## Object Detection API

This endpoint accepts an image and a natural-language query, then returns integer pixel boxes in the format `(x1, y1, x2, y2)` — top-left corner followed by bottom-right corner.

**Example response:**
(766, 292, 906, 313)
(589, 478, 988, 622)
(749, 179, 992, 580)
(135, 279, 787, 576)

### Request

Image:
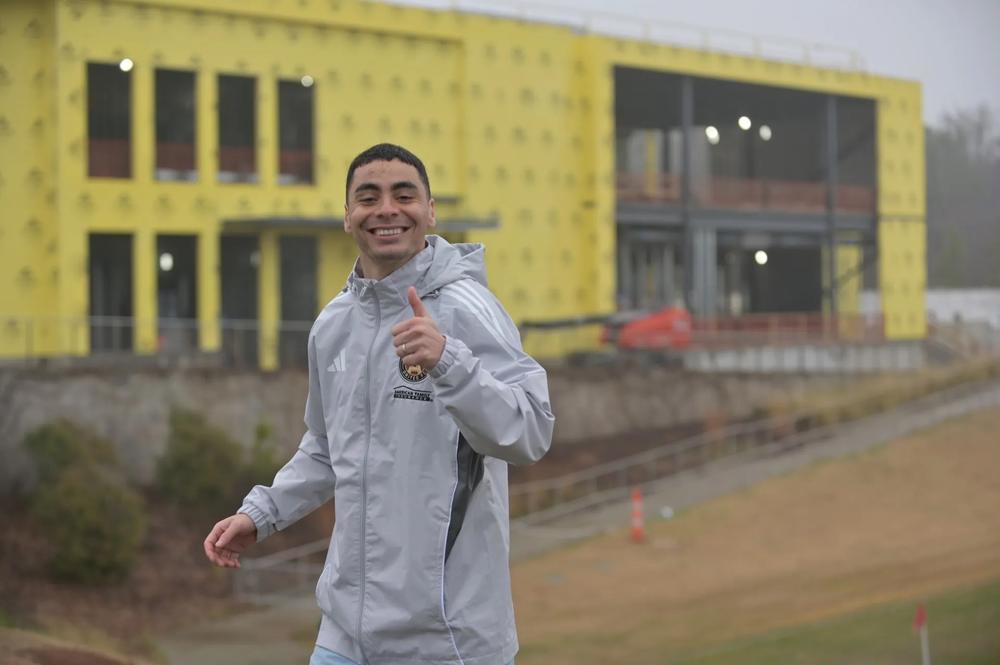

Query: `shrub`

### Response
(22, 420, 118, 484)
(156, 408, 244, 514)
(31, 468, 146, 583)
(236, 420, 283, 491)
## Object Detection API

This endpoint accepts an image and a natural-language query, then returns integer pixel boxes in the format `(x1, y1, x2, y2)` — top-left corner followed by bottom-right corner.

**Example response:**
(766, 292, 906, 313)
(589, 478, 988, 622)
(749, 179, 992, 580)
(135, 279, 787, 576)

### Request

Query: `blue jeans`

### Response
(310, 645, 514, 665)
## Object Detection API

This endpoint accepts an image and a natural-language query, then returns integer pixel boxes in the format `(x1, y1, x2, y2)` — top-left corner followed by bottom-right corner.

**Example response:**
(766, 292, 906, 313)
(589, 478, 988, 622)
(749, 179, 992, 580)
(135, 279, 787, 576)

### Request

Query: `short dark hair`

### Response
(345, 143, 432, 200)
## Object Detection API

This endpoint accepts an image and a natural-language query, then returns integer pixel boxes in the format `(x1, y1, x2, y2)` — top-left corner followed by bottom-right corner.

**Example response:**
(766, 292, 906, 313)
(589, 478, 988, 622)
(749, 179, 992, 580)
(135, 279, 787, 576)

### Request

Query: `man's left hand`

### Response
(392, 286, 446, 372)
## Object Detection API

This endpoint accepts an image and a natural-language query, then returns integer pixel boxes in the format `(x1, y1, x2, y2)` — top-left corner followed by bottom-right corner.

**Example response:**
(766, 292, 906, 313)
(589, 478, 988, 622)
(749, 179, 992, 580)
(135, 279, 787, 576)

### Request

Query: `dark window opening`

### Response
(743, 246, 822, 313)
(155, 69, 197, 181)
(87, 63, 131, 178)
(279, 236, 317, 368)
(614, 66, 876, 215)
(157, 235, 198, 354)
(220, 235, 259, 367)
(616, 227, 683, 311)
(278, 80, 314, 185)
(691, 77, 828, 212)
(614, 68, 684, 204)
(835, 96, 877, 214)
(89, 233, 133, 351)
(218, 75, 257, 183)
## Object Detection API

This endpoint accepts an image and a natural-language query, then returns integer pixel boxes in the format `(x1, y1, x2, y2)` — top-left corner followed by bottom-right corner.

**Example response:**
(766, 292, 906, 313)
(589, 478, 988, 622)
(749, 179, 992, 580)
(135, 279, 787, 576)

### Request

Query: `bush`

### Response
(23, 420, 118, 484)
(236, 420, 283, 491)
(157, 408, 244, 514)
(31, 468, 146, 583)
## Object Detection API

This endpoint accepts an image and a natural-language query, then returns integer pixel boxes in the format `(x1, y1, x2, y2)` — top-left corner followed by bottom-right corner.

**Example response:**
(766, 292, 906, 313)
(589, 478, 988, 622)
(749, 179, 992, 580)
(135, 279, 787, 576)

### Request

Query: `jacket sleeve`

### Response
(239, 332, 336, 542)
(428, 283, 555, 465)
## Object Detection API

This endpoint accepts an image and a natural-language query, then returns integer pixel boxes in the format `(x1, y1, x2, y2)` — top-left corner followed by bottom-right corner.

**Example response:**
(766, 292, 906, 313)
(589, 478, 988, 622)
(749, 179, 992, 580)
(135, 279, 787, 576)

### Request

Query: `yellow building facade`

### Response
(0, 0, 926, 368)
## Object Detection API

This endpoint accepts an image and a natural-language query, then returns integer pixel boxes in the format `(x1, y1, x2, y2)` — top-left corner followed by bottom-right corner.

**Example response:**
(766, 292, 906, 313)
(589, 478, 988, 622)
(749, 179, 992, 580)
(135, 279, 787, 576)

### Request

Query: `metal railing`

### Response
(511, 372, 1000, 524)
(520, 311, 893, 366)
(231, 369, 1000, 604)
(233, 538, 329, 603)
(616, 173, 876, 215)
(0, 315, 314, 370)
(376, 0, 865, 70)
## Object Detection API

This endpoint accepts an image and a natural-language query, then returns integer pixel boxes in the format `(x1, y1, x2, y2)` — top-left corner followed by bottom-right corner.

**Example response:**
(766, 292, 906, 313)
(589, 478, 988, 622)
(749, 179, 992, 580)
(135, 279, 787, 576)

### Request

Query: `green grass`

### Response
(664, 579, 1000, 665)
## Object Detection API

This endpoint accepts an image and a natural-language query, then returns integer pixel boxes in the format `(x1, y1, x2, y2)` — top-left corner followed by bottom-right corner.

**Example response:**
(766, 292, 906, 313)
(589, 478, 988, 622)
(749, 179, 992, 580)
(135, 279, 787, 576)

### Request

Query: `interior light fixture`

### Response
(705, 125, 720, 145)
(738, 116, 752, 131)
(754, 250, 768, 266)
(301, 75, 315, 87)
(159, 252, 174, 272)
(119, 58, 134, 72)
(759, 124, 772, 141)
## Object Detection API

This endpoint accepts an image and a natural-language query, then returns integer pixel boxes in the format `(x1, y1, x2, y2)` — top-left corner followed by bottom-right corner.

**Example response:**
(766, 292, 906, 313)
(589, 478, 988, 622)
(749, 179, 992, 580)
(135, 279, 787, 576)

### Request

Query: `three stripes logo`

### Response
(327, 348, 347, 373)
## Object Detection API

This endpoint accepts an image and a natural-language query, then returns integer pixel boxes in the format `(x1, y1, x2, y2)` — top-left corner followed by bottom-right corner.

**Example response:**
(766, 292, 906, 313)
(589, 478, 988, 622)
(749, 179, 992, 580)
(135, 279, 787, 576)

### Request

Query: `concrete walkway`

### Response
(159, 596, 318, 665)
(158, 380, 1000, 665)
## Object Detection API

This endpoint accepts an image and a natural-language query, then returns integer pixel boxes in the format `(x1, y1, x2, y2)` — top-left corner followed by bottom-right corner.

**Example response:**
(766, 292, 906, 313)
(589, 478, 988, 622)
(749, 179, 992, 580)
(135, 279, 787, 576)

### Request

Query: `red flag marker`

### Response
(913, 603, 927, 630)
(914, 603, 931, 665)
(630, 488, 644, 543)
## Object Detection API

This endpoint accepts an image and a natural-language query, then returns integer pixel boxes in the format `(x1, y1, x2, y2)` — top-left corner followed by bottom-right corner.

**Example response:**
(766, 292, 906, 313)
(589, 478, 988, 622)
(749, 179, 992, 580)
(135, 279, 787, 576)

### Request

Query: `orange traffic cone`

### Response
(631, 487, 645, 543)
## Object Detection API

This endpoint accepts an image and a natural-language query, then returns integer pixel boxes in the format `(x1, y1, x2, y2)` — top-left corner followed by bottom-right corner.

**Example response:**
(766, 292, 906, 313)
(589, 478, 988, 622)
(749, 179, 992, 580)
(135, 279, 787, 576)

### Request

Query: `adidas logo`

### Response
(327, 348, 347, 372)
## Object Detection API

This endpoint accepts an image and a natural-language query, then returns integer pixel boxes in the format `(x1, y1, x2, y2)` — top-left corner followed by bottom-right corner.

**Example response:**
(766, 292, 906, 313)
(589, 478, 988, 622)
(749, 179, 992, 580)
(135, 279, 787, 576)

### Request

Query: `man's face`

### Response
(344, 159, 436, 279)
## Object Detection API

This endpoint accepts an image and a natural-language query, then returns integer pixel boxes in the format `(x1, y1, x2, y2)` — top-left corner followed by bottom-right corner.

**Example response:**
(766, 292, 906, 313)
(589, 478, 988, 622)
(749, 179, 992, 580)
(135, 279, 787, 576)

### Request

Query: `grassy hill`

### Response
(512, 407, 1000, 664)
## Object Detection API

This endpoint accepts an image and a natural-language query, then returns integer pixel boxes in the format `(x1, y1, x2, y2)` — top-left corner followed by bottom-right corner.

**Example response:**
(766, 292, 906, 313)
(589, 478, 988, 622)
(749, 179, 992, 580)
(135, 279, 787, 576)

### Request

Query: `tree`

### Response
(925, 105, 1000, 288)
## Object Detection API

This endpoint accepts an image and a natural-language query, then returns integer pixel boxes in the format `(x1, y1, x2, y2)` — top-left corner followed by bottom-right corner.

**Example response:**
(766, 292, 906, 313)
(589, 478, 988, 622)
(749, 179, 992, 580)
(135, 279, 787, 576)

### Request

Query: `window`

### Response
(691, 77, 827, 212)
(614, 67, 684, 204)
(89, 233, 133, 351)
(155, 69, 196, 181)
(218, 75, 257, 183)
(87, 63, 131, 178)
(278, 79, 315, 185)
(220, 235, 260, 368)
(157, 235, 198, 353)
(279, 235, 317, 368)
(836, 96, 877, 214)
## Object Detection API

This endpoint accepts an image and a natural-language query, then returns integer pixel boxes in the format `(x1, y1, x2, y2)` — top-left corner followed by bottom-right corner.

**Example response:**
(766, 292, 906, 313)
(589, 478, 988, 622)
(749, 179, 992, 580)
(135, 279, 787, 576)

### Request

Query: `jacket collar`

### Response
(346, 241, 436, 306)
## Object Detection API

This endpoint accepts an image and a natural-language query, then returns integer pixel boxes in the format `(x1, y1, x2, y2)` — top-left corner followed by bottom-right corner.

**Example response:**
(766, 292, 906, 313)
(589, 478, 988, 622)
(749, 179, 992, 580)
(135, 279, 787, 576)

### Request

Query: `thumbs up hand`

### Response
(391, 286, 446, 373)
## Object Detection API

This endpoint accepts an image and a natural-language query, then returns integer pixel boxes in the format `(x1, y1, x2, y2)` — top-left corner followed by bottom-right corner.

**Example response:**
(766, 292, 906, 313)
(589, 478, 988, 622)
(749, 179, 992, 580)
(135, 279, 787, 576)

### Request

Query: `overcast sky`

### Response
(392, 0, 1000, 127)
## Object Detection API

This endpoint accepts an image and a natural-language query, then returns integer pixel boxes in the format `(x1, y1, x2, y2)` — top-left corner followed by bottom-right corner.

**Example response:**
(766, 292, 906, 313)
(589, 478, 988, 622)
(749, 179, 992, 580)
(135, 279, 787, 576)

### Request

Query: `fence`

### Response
(613, 176, 876, 215)
(5, 310, 983, 374)
(231, 360, 1000, 604)
(0, 315, 314, 370)
(378, 0, 865, 70)
(520, 311, 900, 368)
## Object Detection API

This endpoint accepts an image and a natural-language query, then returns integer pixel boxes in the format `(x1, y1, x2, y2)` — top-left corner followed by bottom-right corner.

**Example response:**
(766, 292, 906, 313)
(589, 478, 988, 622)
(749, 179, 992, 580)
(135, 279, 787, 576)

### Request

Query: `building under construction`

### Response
(0, 0, 926, 368)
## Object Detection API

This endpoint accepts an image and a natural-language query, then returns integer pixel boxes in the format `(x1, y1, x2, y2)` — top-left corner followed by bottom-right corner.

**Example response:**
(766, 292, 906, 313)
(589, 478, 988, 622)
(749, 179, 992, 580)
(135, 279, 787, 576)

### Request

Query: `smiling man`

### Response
(204, 143, 555, 665)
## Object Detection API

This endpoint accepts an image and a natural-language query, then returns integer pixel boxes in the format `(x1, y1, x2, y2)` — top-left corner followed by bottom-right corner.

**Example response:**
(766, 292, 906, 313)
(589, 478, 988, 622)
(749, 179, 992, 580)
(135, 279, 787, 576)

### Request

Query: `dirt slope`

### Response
(512, 407, 1000, 664)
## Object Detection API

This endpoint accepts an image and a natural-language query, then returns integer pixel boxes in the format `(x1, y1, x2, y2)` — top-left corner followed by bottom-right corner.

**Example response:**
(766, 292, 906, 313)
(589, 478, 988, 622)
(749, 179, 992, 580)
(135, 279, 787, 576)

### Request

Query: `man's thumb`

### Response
(216, 521, 239, 549)
(407, 286, 428, 317)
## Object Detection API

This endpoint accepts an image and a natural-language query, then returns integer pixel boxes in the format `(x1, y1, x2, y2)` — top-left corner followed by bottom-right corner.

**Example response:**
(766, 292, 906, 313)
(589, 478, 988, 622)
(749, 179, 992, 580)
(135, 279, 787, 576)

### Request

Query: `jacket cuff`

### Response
(238, 503, 273, 543)
(429, 334, 462, 380)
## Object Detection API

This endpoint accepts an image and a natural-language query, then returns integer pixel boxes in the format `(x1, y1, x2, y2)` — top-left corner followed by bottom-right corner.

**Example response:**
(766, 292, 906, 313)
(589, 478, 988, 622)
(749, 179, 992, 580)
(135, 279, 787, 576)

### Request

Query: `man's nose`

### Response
(375, 196, 399, 217)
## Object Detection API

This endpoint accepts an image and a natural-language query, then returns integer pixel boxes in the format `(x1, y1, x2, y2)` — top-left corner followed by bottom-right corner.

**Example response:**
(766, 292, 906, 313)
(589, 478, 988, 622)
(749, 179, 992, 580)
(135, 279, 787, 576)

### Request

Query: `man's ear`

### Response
(428, 198, 436, 228)
(343, 204, 351, 233)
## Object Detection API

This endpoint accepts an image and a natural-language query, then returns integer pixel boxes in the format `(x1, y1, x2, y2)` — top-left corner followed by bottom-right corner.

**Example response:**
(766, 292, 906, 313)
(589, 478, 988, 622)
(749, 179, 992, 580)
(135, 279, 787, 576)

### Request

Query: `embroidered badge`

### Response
(398, 358, 428, 383)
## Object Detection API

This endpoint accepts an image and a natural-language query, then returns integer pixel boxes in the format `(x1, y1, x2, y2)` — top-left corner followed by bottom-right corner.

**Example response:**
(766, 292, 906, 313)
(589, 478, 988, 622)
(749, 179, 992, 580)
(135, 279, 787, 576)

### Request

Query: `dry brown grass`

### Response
(0, 627, 156, 665)
(512, 406, 1000, 665)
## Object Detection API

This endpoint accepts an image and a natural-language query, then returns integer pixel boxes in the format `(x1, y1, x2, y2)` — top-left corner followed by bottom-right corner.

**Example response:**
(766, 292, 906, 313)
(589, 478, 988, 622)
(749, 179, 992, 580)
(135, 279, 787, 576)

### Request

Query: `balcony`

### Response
(617, 172, 875, 215)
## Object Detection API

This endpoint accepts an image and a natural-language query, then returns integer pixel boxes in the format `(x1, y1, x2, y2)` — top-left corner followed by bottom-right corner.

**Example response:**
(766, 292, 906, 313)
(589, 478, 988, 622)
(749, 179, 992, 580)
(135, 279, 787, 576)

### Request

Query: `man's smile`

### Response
(371, 227, 407, 237)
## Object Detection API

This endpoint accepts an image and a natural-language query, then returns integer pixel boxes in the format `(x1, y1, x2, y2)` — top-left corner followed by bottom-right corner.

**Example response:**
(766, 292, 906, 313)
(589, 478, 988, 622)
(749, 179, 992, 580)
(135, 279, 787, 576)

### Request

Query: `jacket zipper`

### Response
(357, 287, 380, 662)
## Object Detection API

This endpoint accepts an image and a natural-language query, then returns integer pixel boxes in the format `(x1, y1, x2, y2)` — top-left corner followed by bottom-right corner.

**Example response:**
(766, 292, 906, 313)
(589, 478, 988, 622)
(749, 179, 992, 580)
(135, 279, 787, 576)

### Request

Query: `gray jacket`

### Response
(239, 236, 555, 665)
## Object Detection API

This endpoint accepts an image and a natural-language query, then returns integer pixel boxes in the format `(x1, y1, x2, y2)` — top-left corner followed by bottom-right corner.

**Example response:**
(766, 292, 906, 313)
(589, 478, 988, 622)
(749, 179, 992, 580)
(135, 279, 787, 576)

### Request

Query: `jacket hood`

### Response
(345, 235, 487, 300)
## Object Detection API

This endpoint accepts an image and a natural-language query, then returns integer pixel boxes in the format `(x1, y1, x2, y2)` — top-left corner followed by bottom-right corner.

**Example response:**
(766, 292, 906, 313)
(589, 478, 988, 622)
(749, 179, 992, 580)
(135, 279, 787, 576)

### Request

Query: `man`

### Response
(204, 143, 555, 665)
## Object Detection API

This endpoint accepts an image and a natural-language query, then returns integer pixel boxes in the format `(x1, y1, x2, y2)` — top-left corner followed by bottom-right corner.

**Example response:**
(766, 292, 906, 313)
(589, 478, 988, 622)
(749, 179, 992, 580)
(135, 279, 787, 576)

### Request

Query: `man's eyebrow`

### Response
(351, 182, 380, 196)
(391, 181, 419, 191)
